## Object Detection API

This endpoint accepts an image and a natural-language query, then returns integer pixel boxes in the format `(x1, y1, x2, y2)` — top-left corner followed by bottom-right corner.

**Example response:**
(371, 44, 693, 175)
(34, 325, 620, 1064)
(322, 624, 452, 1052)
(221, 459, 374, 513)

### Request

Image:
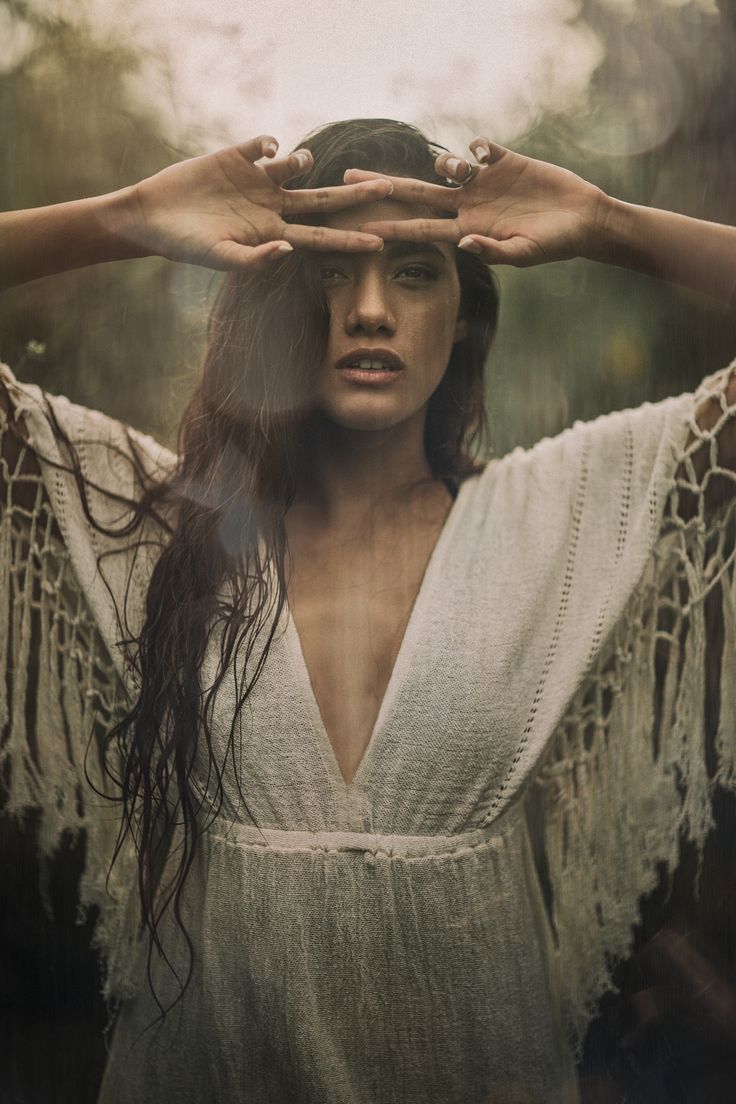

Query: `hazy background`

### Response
(2, 1, 736, 1101)
(3, 0, 736, 456)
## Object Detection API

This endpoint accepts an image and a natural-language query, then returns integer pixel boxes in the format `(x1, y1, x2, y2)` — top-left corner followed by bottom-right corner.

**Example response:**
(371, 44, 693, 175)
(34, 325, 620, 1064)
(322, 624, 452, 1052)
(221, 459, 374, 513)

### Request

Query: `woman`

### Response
(1, 117, 735, 1102)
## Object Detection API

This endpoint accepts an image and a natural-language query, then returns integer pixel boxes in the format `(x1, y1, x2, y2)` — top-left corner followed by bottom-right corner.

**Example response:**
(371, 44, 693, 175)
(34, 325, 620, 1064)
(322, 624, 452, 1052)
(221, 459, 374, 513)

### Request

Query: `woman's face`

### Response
(314, 199, 466, 433)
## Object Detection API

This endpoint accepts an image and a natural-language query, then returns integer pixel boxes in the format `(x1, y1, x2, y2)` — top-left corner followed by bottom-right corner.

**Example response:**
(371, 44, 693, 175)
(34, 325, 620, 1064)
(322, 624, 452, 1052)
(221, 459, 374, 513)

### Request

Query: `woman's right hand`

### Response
(124, 135, 389, 270)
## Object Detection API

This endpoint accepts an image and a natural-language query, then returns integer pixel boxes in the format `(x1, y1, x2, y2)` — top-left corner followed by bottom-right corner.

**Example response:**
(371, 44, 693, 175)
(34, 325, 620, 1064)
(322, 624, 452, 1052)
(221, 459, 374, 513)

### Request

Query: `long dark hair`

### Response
(97, 117, 501, 1020)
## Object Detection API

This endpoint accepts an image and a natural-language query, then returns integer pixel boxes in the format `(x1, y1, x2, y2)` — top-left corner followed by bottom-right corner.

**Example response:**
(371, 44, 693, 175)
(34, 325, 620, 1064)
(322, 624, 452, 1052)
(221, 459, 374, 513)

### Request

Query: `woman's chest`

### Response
(285, 523, 442, 786)
(204, 469, 614, 834)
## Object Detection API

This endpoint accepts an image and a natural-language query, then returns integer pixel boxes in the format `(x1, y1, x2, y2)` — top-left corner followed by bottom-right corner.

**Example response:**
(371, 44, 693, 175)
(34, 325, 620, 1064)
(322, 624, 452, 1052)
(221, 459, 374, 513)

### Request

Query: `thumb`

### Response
(458, 234, 542, 267)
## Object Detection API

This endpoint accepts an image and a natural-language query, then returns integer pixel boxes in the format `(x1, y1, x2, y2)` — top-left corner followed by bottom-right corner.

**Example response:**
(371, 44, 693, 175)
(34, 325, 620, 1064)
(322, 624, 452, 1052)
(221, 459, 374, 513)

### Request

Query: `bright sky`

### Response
(130, 0, 607, 153)
(13, 0, 721, 156)
(14, 0, 601, 152)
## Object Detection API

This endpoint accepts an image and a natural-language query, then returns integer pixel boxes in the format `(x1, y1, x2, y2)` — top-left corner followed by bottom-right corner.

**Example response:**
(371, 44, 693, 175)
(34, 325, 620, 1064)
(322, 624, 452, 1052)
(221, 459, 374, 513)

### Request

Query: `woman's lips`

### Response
(334, 348, 405, 384)
(335, 364, 403, 385)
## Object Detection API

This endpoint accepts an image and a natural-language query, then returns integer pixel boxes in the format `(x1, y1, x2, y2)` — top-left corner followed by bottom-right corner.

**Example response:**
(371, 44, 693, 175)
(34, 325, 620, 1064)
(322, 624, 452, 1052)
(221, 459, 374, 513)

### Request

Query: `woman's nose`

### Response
(345, 274, 395, 335)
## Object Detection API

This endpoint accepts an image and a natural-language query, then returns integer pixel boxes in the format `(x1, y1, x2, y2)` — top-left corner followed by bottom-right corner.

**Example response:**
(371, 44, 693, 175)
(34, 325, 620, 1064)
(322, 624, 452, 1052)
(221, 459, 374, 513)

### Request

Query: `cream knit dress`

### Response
(2, 359, 736, 1103)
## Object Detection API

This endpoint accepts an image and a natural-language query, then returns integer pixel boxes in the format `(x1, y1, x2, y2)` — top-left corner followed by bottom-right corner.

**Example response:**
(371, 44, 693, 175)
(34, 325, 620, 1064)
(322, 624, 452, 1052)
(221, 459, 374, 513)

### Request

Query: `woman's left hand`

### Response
(344, 139, 610, 267)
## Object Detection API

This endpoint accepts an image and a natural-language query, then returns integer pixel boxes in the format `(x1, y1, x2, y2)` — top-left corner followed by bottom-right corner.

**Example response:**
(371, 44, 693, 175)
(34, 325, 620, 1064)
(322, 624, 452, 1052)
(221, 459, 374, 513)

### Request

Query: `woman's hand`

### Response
(124, 135, 389, 270)
(344, 138, 609, 267)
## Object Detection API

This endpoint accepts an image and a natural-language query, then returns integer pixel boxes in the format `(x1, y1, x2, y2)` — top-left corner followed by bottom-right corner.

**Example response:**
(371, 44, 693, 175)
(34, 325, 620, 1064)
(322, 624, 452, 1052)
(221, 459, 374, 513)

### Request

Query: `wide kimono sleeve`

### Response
(526, 357, 736, 1058)
(0, 361, 176, 1002)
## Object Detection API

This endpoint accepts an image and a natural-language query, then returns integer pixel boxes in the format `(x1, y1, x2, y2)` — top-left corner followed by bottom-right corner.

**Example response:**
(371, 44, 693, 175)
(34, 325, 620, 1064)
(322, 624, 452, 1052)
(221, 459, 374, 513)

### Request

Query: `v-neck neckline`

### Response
(283, 477, 472, 792)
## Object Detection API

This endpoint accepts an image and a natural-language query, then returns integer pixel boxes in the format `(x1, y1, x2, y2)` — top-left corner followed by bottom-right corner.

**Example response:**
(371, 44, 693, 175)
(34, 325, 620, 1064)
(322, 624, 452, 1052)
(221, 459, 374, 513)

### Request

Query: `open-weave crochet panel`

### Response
(532, 361, 736, 1056)
(0, 381, 148, 1004)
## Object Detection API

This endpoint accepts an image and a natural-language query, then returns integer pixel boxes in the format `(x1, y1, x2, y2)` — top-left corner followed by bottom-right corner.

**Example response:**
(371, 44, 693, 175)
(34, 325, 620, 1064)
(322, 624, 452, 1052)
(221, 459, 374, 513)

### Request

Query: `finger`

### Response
(261, 148, 314, 186)
(357, 217, 459, 243)
(208, 239, 294, 271)
(234, 135, 280, 163)
(284, 178, 394, 214)
(343, 169, 457, 211)
(458, 234, 538, 266)
(468, 137, 508, 165)
(435, 153, 476, 185)
(284, 225, 384, 252)
(342, 168, 386, 183)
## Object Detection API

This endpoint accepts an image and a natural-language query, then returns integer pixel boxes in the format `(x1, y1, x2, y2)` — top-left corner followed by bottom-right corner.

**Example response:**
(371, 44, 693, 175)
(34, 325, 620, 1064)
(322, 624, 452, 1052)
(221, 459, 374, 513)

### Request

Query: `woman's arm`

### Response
(0, 135, 389, 292)
(584, 199, 736, 308)
(347, 139, 736, 308)
(0, 189, 147, 292)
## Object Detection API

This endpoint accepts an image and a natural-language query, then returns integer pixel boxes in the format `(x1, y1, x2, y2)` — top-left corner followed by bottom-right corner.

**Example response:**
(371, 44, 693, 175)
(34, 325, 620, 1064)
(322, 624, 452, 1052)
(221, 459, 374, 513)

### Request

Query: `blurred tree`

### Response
(0, 0, 214, 445)
(485, 0, 736, 457)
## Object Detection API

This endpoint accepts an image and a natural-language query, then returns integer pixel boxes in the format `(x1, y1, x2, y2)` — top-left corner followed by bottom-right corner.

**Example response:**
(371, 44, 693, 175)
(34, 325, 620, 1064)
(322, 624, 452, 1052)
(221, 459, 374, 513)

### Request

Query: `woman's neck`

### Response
(293, 409, 435, 530)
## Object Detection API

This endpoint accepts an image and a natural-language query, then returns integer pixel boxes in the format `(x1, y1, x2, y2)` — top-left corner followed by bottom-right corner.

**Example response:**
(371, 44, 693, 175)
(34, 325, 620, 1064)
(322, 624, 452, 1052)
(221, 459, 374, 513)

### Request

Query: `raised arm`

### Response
(0, 135, 389, 292)
(347, 138, 736, 308)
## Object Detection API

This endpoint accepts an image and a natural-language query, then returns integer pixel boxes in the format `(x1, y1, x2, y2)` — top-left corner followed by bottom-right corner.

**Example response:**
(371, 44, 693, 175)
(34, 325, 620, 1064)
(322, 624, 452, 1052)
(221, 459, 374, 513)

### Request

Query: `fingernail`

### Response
(275, 242, 293, 254)
(458, 236, 482, 254)
(447, 158, 462, 175)
(378, 179, 393, 195)
(471, 145, 490, 164)
(264, 140, 278, 156)
(293, 150, 311, 171)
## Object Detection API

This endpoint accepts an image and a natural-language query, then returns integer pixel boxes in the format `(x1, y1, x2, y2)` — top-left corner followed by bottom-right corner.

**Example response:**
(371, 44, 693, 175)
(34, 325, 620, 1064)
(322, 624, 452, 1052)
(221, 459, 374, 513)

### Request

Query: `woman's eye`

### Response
(396, 265, 438, 281)
(319, 267, 346, 282)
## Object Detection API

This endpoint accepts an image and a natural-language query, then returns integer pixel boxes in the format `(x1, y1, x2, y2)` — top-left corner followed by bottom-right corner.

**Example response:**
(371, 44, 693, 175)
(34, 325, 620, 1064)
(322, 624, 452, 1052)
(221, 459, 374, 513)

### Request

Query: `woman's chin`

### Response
(318, 397, 416, 435)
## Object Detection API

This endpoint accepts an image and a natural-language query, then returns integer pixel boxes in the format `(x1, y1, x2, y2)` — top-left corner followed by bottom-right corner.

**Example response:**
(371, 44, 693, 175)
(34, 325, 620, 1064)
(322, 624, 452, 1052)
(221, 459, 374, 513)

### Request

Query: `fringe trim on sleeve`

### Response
(533, 361, 736, 1060)
(1, 412, 144, 1005)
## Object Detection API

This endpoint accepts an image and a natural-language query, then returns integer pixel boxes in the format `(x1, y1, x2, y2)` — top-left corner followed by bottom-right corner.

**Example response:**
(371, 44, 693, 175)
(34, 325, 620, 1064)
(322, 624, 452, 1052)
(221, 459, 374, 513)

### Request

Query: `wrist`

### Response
(581, 192, 633, 265)
(89, 187, 153, 263)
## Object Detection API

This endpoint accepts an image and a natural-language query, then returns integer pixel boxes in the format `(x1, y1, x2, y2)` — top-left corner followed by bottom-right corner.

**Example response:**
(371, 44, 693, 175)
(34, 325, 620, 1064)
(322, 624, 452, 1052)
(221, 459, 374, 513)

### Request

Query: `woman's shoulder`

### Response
(467, 387, 696, 496)
(1, 362, 176, 464)
(456, 386, 700, 564)
(0, 361, 177, 509)
(1, 362, 179, 670)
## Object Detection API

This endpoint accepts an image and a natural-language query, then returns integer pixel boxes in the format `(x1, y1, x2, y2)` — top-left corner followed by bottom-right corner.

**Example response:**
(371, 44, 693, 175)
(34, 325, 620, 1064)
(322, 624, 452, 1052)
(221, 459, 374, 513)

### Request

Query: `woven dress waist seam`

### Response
(207, 802, 524, 860)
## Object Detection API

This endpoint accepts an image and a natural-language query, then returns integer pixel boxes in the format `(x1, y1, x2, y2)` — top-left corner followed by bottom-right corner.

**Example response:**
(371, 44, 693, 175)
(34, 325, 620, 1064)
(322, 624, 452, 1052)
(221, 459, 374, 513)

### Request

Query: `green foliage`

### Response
(485, 0, 736, 454)
(0, 0, 215, 444)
